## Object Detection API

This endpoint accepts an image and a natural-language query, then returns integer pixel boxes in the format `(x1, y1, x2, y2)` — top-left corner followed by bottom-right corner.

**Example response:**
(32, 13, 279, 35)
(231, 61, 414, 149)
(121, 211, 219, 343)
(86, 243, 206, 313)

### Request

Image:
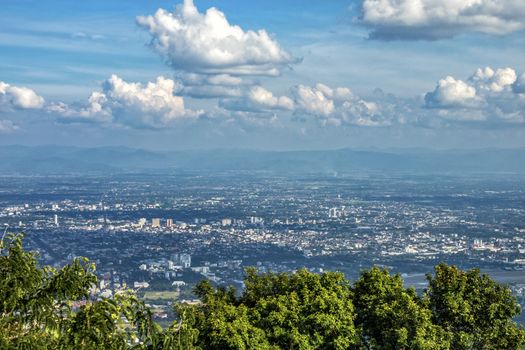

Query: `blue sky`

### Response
(1, 0, 525, 150)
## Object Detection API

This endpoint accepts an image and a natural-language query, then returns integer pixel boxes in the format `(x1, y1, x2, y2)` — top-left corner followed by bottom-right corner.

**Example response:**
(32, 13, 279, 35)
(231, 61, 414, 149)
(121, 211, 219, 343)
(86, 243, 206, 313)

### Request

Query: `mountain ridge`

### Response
(0, 145, 524, 174)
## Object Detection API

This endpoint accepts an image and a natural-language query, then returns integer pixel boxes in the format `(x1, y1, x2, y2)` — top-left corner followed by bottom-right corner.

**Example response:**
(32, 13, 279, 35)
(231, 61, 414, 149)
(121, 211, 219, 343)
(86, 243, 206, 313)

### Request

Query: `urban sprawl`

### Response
(2, 172, 525, 322)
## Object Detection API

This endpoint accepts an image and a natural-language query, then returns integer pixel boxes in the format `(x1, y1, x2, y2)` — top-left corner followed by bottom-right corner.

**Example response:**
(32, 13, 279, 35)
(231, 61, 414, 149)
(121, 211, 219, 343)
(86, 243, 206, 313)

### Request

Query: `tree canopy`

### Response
(0, 234, 161, 349)
(1, 233, 524, 349)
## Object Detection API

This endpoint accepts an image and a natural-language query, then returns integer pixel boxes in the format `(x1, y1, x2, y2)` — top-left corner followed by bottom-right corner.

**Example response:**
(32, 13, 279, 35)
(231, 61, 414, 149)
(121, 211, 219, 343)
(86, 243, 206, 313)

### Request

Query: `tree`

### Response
(243, 268, 358, 350)
(353, 267, 450, 350)
(170, 268, 359, 350)
(425, 263, 525, 350)
(0, 233, 160, 349)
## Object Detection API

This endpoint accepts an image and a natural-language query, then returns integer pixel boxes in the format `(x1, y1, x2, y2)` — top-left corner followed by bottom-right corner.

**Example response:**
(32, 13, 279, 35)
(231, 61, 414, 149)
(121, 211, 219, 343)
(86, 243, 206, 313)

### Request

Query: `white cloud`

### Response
(248, 86, 294, 110)
(103, 74, 198, 127)
(0, 119, 19, 133)
(469, 67, 517, 92)
(218, 83, 393, 127)
(424, 67, 525, 124)
(361, 0, 525, 40)
(220, 86, 294, 113)
(425, 76, 479, 108)
(291, 83, 393, 127)
(51, 75, 201, 128)
(0, 81, 45, 110)
(339, 100, 389, 127)
(137, 0, 298, 76)
(48, 92, 113, 124)
(292, 84, 335, 117)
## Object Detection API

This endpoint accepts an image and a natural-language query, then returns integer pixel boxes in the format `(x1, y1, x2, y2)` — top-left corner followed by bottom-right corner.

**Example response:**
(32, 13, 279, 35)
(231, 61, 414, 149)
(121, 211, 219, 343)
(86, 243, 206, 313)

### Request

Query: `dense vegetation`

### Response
(1, 233, 524, 349)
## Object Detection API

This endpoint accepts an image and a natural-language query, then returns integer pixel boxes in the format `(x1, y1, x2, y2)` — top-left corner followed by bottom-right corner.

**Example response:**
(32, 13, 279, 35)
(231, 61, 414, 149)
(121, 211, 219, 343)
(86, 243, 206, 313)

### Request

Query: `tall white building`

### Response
(250, 216, 263, 224)
(179, 253, 191, 268)
(171, 253, 192, 268)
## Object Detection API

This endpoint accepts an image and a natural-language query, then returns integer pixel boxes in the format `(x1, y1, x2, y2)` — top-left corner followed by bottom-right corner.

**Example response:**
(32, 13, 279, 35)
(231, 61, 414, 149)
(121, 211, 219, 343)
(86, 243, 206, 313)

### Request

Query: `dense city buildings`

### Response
(2, 171, 525, 322)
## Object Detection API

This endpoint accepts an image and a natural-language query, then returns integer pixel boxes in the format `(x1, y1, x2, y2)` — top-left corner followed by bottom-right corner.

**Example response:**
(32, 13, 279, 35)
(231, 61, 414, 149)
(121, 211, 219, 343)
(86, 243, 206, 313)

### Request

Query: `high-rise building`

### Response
(221, 218, 232, 226)
(151, 218, 161, 228)
(54, 214, 59, 227)
(250, 216, 263, 224)
(166, 219, 174, 228)
(180, 254, 191, 268)
(473, 239, 483, 248)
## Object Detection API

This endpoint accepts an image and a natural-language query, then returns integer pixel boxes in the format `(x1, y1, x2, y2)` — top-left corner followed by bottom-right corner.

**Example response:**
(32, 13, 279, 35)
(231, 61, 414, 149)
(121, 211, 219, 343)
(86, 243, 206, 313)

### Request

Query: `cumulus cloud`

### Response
(469, 67, 517, 92)
(290, 70, 525, 128)
(216, 83, 394, 127)
(0, 82, 45, 110)
(291, 83, 394, 127)
(248, 86, 294, 110)
(338, 100, 387, 127)
(292, 84, 336, 117)
(137, 0, 298, 76)
(48, 92, 113, 124)
(424, 67, 525, 123)
(360, 0, 525, 40)
(220, 86, 294, 113)
(50, 75, 201, 128)
(424, 76, 479, 108)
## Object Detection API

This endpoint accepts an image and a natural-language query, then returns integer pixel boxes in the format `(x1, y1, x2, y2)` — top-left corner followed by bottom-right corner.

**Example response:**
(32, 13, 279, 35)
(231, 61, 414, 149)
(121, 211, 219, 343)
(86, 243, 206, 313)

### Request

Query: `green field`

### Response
(142, 291, 179, 301)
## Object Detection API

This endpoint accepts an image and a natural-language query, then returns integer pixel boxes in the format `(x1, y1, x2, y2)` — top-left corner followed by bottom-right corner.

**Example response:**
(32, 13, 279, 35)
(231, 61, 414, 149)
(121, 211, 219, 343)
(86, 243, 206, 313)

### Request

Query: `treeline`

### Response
(1, 234, 524, 349)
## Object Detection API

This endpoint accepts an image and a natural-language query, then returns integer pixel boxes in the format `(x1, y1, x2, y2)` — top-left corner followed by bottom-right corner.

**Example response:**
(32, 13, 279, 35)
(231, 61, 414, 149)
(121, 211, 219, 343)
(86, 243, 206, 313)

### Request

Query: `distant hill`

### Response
(0, 145, 524, 174)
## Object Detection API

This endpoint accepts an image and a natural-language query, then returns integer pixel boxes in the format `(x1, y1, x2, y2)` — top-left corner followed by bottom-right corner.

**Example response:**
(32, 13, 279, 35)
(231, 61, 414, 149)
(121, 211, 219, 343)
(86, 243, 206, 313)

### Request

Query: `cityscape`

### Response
(2, 0, 525, 346)
(2, 171, 525, 323)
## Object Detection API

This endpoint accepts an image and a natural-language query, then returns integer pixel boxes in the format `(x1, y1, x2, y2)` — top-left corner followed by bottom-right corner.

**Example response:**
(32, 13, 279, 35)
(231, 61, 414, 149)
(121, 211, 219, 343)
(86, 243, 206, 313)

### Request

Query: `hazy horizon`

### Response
(3, 143, 525, 153)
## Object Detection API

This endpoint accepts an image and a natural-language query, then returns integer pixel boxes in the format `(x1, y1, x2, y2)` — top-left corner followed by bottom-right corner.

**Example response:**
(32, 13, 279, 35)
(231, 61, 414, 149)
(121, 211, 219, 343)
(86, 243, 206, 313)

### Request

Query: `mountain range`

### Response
(1, 145, 524, 175)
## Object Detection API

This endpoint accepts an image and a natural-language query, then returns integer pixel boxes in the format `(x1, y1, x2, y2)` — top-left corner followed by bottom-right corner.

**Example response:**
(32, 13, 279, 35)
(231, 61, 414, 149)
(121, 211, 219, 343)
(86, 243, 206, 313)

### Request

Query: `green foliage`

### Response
(168, 266, 525, 350)
(0, 233, 160, 349)
(242, 268, 358, 350)
(170, 268, 358, 350)
(425, 263, 525, 349)
(1, 233, 525, 350)
(353, 267, 450, 350)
